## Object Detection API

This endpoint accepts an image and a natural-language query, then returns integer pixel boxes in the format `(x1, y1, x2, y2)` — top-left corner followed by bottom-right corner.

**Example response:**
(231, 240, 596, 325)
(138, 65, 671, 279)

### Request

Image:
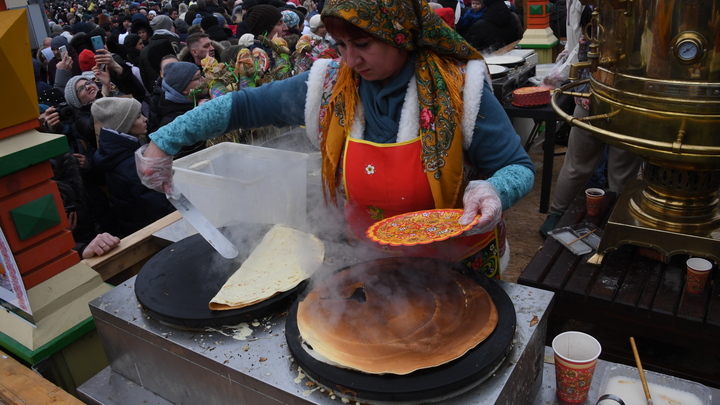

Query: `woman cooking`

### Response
(136, 0, 534, 279)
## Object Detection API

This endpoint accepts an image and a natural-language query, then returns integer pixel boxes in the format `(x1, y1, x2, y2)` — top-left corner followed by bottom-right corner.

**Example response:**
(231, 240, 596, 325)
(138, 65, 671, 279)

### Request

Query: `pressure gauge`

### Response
(672, 33, 706, 64)
(677, 41, 699, 61)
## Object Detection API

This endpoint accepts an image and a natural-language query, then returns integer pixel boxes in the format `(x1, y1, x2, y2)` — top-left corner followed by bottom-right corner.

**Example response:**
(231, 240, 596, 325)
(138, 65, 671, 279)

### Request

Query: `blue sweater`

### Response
(149, 66, 535, 210)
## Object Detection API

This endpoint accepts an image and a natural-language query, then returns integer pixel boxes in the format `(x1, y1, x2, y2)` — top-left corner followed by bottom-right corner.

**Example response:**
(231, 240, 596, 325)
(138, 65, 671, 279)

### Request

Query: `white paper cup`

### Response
(686, 257, 713, 294)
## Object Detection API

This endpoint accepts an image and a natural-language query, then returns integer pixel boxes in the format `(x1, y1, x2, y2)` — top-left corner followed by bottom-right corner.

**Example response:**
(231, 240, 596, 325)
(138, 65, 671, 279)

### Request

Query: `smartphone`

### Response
(59, 45, 67, 60)
(91, 35, 104, 53)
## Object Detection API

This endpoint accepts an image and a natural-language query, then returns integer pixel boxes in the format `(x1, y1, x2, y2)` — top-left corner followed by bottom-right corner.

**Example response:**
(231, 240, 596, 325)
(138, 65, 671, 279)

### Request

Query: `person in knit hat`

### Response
(48, 36, 82, 85)
(281, 9, 299, 31)
(153, 61, 207, 157)
(244, 4, 285, 37)
(64, 75, 100, 109)
(162, 61, 205, 102)
(149, 14, 174, 31)
(78, 49, 97, 72)
(92, 97, 143, 134)
(91, 97, 175, 237)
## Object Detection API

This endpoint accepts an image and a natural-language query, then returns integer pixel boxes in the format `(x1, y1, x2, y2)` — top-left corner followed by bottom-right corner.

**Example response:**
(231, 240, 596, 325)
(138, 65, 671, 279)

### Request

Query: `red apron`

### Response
(342, 137, 503, 277)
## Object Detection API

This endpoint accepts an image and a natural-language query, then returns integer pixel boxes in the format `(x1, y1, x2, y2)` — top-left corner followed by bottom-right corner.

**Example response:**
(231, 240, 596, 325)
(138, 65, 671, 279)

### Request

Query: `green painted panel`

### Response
(0, 132, 68, 178)
(10, 194, 61, 240)
(529, 4, 544, 15)
(0, 317, 96, 364)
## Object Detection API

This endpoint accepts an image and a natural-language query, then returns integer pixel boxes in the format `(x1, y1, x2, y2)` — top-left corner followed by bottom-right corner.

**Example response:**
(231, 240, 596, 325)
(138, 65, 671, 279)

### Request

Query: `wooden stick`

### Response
(567, 229, 597, 245)
(630, 337, 654, 405)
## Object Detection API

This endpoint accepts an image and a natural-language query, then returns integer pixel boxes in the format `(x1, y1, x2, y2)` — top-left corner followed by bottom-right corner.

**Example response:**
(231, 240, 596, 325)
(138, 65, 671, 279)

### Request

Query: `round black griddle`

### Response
(285, 257, 516, 402)
(135, 223, 307, 329)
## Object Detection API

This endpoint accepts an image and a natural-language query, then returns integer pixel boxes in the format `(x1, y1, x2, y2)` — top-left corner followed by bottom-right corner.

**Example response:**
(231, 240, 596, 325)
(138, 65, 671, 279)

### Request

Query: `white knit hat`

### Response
(309, 14, 323, 33)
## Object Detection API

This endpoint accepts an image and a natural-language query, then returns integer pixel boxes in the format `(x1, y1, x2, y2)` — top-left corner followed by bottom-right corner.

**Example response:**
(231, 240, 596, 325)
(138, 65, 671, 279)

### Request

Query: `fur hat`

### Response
(244, 5, 281, 36)
(64, 76, 87, 109)
(309, 14, 322, 33)
(78, 49, 96, 72)
(131, 18, 152, 34)
(150, 14, 173, 30)
(281, 9, 299, 28)
(163, 61, 199, 93)
(91, 97, 142, 134)
(200, 15, 218, 30)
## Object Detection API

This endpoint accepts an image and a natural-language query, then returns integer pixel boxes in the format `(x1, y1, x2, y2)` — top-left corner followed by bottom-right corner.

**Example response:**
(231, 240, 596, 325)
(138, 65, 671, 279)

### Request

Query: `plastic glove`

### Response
(458, 180, 503, 235)
(135, 143, 175, 195)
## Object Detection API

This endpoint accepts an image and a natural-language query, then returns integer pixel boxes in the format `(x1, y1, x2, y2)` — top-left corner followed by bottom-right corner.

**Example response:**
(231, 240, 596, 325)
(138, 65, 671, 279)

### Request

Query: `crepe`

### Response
(209, 225, 324, 311)
(296, 259, 498, 375)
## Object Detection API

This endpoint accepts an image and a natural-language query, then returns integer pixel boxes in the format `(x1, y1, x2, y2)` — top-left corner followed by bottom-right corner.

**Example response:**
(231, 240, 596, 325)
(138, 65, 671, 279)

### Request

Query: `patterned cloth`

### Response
(319, 0, 484, 208)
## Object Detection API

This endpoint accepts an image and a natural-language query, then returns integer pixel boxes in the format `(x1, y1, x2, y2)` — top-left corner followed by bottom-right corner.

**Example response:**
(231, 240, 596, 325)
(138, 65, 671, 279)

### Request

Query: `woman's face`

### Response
(334, 34, 409, 85)
(75, 78, 98, 105)
(135, 41, 145, 50)
(267, 18, 288, 39)
(128, 113, 147, 136)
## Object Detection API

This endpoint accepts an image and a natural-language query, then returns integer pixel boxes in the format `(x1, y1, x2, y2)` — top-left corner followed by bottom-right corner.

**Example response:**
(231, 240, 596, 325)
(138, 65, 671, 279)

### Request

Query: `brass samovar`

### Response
(551, 0, 720, 264)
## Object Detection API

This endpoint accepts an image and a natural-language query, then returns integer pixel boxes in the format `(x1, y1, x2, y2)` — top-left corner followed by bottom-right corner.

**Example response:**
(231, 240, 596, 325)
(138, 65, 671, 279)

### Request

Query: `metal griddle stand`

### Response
(78, 263, 555, 405)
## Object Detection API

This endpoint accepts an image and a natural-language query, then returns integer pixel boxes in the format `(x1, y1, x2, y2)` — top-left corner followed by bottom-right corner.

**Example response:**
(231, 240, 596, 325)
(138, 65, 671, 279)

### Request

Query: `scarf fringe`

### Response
(320, 62, 359, 205)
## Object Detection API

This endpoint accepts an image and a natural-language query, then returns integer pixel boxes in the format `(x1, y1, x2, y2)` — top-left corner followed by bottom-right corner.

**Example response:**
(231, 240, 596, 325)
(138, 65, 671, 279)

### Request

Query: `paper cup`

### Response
(552, 331, 602, 403)
(686, 257, 713, 294)
(585, 188, 605, 216)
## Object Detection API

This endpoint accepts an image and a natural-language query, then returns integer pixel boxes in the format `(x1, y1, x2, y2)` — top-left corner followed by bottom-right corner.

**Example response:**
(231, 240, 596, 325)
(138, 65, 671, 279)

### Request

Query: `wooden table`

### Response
(518, 191, 720, 388)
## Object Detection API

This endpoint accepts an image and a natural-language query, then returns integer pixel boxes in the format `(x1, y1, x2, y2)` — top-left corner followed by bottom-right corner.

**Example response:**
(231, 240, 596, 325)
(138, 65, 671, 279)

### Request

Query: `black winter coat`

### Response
(93, 128, 175, 237)
(203, 24, 230, 42)
(464, 1, 523, 54)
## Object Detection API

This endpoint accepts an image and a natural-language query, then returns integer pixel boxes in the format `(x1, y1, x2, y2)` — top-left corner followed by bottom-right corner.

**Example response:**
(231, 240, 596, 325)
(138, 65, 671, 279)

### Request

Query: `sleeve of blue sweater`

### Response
(149, 72, 310, 155)
(467, 83, 536, 210)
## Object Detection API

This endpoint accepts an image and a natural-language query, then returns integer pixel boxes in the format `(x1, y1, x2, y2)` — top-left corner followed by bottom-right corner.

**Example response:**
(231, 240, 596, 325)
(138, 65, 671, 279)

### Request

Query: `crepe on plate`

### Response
(297, 260, 498, 374)
(209, 225, 324, 310)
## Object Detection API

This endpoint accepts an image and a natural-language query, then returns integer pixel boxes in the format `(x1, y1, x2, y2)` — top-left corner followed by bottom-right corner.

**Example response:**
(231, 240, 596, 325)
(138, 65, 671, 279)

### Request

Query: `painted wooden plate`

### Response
(366, 209, 479, 247)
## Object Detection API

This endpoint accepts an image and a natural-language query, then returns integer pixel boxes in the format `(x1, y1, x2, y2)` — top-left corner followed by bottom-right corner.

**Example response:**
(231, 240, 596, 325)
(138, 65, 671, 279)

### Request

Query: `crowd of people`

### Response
(33, 0, 527, 273)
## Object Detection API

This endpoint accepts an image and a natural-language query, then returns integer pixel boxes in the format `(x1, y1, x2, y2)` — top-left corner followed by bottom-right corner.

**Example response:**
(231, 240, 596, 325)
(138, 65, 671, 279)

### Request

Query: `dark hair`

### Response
(125, 33, 142, 47)
(323, 16, 373, 40)
(186, 32, 210, 49)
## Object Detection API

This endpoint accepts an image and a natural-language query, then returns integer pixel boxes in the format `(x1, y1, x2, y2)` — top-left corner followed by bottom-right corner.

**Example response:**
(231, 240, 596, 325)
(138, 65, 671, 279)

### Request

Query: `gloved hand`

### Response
(135, 143, 175, 195)
(458, 180, 503, 234)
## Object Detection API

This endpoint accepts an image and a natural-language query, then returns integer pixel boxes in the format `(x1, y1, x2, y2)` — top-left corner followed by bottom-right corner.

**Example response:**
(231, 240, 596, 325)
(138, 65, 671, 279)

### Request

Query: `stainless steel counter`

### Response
(79, 275, 555, 405)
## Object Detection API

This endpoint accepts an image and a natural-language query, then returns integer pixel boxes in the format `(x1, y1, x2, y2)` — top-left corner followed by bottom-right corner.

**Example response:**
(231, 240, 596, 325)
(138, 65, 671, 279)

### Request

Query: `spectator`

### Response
(124, 33, 144, 66)
(138, 15, 182, 91)
(456, 0, 485, 35)
(464, 0, 523, 54)
(154, 61, 208, 157)
(51, 152, 121, 259)
(244, 4, 286, 38)
(232, 0, 258, 38)
(201, 14, 229, 41)
(178, 33, 222, 67)
(91, 97, 176, 237)
(48, 36, 82, 85)
(130, 18, 153, 45)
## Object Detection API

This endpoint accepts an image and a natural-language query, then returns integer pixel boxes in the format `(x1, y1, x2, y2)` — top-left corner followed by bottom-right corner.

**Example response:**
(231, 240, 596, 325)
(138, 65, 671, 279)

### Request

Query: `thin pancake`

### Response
(209, 225, 325, 311)
(297, 262, 498, 374)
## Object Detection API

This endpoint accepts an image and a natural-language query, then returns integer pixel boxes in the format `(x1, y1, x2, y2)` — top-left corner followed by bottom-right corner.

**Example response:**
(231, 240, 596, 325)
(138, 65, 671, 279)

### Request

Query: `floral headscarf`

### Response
(320, 0, 483, 208)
